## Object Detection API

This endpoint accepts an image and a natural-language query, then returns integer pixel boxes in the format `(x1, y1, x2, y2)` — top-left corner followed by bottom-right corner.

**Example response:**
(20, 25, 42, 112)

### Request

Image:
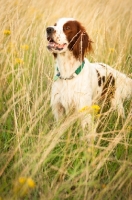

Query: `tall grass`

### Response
(0, 0, 132, 199)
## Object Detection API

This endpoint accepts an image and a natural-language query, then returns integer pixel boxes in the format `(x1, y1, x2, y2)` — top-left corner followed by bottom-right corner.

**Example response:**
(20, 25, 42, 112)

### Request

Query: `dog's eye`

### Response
(54, 23, 57, 26)
(64, 26, 71, 31)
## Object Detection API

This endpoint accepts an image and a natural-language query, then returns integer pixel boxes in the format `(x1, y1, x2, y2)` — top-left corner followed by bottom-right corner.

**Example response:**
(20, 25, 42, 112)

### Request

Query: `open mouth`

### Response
(47, 37, 66, 51)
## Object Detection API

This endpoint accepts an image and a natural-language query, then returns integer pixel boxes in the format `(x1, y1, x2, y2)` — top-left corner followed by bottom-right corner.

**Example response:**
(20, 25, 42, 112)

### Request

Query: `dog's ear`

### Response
(68, 21, 93, 61)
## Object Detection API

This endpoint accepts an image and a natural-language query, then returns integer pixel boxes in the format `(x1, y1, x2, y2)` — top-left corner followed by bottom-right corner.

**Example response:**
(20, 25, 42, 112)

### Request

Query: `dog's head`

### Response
(46, 18, 92, 60)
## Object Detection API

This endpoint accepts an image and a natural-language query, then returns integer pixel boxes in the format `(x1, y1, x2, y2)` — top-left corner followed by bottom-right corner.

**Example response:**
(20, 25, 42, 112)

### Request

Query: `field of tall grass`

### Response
(0, 0, 132, 199)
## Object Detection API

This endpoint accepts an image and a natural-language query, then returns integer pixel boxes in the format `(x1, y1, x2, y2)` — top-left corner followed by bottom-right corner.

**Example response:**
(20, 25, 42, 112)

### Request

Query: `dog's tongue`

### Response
(47, 42, 65, 50)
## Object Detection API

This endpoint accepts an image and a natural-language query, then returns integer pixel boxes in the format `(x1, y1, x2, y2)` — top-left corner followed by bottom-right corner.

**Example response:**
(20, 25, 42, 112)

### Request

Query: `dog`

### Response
(46, 17, 132, 128)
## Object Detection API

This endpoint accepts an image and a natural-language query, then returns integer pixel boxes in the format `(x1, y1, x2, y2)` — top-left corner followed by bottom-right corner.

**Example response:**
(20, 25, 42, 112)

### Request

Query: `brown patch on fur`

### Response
(53, 53, 57, 58)
(96, 70, 102, 86)
(102, 76, 105, 83)
(99, 63, 106, 68)
(63, 20, 93, 61)
(101, 73, 115, 99)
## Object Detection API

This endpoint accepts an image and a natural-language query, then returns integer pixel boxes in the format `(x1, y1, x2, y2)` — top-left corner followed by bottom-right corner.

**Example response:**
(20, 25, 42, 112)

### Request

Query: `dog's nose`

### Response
(46, 27, 55, 34)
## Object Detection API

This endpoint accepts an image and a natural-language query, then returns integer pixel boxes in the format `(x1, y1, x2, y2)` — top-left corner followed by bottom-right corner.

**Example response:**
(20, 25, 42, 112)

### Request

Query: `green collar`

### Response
(54, 61, 85, 81)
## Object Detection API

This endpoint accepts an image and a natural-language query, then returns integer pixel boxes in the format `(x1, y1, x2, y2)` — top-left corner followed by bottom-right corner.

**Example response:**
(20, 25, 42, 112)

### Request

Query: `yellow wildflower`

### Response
(19, 177, 26, 184)
(27, 178, 35, 188)
(21, 44, 29, 50)
(109, 48, 115, 53)
(79, 106, 89, 112)
(3, 30, 11, 35)
(91, 104, 100, 113)
(79, 105, 100, 114)
(15, 58, 24, 64)
(13, 176, 35, 197)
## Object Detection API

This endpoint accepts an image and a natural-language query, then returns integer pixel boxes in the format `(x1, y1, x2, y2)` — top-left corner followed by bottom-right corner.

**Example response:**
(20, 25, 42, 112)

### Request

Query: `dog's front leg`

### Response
(52, 101, 65, 121)
(51, 82, 65, 121)
(78, 97, 96, 143)
(51, 93, 65, 121)
(78, 95, 93, 130)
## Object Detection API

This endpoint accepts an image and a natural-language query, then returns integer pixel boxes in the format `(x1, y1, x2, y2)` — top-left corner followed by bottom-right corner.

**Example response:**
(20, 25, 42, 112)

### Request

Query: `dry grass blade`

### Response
(0, 0, 132, 199)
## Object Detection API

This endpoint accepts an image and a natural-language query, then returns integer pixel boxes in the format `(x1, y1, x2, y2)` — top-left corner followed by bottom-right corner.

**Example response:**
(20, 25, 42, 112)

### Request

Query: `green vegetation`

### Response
(0, 0, 132, 199)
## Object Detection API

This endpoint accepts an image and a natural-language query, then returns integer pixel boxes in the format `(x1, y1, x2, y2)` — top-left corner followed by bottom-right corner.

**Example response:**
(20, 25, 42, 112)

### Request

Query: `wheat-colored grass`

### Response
(0, 0, 132, 199)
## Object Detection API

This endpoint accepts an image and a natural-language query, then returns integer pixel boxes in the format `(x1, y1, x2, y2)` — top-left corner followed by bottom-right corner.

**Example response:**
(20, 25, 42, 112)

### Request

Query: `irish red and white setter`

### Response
(46, 18, 132, 128)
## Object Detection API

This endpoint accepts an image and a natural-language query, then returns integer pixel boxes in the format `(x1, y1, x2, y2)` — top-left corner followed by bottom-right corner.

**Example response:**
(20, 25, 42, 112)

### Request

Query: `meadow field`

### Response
(0, 0, 132, 199)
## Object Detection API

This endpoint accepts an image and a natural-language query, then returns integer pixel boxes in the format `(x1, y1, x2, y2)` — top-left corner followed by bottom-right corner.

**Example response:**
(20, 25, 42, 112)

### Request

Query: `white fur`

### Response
(47, 18, 132, 127)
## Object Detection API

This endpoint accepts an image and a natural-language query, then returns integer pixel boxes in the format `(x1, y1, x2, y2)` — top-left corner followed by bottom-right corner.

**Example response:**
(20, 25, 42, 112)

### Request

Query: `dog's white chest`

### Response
(59, 80, 76, 110)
